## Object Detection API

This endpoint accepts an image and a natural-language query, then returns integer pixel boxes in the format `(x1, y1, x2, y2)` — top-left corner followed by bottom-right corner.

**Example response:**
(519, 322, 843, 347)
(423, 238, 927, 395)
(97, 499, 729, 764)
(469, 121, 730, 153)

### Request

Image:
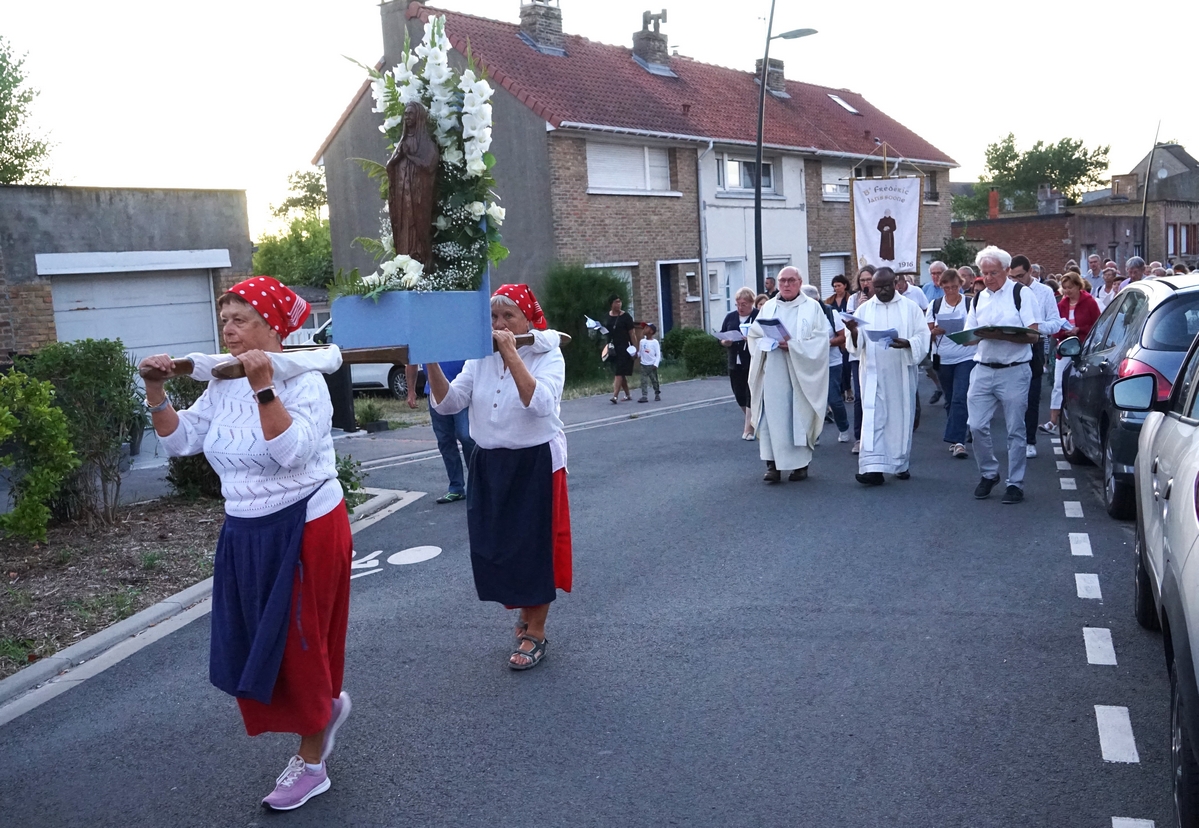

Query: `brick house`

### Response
(0, 186, 252, 360)
(951, 144, 1199, 274)
(317, 1, 956, 332)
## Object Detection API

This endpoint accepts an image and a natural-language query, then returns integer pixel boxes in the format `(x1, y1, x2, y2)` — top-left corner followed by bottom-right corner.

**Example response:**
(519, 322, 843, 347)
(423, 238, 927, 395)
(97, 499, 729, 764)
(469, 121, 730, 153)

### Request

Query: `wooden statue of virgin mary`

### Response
(386, 102, 440, 268)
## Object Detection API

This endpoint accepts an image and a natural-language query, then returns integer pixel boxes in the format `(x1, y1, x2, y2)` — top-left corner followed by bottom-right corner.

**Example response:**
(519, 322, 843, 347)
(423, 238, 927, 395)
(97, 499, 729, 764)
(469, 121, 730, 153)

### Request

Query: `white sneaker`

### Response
(1026, 444, 1038, 458)
(838, 430, 851, 443)
(851, 440, 861, 454)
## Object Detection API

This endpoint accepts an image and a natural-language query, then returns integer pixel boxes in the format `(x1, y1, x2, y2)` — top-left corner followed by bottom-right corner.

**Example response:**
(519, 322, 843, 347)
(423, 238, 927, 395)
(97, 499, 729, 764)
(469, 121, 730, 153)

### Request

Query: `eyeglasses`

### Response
(776, 278, 800, 285)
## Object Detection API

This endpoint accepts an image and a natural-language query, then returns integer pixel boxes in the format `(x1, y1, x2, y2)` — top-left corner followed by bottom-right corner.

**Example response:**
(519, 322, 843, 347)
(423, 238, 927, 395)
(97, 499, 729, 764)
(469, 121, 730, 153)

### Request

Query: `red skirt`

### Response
(551, 468, 572, 594)
(237, 503, 352, 737)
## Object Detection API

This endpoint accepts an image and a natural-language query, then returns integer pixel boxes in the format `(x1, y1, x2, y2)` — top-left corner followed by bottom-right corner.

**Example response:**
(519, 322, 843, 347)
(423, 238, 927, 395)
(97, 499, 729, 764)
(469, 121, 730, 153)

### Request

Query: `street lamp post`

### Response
(754, 2, 816, 293)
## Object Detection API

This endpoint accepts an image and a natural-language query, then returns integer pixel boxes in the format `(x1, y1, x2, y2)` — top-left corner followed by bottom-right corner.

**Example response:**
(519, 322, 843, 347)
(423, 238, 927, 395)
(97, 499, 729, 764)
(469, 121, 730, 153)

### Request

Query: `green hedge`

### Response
(164, 376, 222, 500)
(539, 262, 631, 381)
(682, 334, 727, 377)
(662, 326, 708, 360)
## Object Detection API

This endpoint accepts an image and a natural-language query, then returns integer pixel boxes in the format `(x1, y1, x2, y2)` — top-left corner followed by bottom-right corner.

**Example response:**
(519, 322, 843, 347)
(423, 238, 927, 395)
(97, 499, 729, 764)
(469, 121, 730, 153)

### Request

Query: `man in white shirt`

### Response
(1094, 266, 1120, 312)
(1119, 256, 1146, 290)
(896, 274, 929, 310)
(1009, 254, 1068, 458)
(963, 246, 1040, 504)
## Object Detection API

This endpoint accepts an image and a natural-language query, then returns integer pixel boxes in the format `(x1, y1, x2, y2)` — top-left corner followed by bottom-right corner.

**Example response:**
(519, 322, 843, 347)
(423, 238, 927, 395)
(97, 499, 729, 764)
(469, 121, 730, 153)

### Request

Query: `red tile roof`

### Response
(403, 2, 955, 167)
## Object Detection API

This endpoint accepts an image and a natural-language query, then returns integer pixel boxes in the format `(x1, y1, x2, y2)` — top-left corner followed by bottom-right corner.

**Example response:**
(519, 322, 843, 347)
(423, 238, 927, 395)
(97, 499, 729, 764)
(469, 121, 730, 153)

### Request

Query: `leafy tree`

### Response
(954, 134, 1110, 220)
(253, 213, 334, 288)
(934, 234, 979, 269)
(0, 36, 51, 184)
(272, 169, 327, 217)
(540, 262, 631, 381)
(254, 169, 333, 287)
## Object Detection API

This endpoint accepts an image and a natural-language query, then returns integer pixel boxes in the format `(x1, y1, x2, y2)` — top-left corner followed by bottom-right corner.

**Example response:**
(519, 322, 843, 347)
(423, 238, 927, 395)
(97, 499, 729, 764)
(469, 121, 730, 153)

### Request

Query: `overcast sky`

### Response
(6, 0, 1196, 238)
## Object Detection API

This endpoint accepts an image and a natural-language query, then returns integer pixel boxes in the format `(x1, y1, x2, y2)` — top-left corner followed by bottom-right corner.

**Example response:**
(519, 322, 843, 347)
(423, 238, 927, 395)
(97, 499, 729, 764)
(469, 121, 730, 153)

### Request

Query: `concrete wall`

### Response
(321, 2, 558, 290)
(547, 133, 702, 331)
(0, 186, 251, 353)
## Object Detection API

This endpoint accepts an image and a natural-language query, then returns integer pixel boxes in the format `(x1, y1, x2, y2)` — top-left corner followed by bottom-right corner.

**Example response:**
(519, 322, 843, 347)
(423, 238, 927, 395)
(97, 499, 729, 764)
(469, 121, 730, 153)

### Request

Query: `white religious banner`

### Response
(851, 176, 922, 275)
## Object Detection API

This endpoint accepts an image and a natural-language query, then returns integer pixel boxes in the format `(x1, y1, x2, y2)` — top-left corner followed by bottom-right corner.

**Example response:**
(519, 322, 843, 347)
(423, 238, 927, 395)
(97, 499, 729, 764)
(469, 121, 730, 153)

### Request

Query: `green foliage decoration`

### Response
(539, 263, 631, 381)
(20, 339, 140, 525)
(0, 372, 79, 542)
(681, 334, 727, 378)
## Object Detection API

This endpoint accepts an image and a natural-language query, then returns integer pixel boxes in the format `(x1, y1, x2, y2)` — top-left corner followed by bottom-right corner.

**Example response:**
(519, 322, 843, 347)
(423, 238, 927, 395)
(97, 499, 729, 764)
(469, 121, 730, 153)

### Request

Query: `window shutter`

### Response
(587, 143, 648, 190)
(819, 256, 847, 287)
(821, 162, 851, 200)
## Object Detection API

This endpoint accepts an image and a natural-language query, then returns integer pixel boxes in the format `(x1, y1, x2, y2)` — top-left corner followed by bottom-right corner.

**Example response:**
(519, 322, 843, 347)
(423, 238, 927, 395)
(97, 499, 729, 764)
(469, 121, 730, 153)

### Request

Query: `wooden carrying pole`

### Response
(139, 334, 572, 382)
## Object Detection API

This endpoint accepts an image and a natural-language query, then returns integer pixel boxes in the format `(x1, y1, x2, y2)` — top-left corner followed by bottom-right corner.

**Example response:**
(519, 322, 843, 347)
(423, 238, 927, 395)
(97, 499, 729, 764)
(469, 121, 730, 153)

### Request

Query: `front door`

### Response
(658, 263, 675, 334)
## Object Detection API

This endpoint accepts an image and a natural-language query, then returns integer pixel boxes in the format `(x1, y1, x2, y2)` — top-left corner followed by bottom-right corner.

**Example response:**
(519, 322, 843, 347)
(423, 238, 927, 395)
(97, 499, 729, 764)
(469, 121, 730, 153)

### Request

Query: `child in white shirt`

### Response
(637, 323, 662, 403)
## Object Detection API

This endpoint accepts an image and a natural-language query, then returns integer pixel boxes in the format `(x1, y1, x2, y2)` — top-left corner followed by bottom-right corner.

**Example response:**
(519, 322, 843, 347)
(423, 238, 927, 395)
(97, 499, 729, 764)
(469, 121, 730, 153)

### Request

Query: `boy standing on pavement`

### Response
(638, 324, 662, 403)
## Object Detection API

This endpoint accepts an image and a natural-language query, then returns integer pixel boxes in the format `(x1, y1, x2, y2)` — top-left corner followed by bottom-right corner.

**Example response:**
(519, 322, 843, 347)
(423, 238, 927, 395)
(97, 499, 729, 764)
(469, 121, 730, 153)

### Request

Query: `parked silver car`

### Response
(304, 319, 422, 399)
(1116, 346, 1199, 825)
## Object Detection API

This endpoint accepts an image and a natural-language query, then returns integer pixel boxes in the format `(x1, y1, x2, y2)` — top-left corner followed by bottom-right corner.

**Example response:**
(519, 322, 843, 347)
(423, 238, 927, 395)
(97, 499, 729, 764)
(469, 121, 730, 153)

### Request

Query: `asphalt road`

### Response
(0, 378, 1174, 827)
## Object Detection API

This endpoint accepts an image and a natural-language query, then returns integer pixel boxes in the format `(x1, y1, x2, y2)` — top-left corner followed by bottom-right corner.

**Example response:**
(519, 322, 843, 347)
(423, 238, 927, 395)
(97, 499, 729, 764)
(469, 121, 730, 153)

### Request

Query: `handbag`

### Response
(601, 343, 612, 362)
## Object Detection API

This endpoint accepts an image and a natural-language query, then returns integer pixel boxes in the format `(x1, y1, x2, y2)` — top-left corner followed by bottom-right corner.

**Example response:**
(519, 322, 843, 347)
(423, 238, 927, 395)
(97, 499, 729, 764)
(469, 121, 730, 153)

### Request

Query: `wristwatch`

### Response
(254, 385, 277, 405)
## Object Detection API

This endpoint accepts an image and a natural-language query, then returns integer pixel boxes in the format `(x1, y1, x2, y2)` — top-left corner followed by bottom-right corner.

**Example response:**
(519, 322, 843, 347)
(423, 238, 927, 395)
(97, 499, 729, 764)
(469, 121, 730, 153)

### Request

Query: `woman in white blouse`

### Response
(428, 283, 571, 671)
(139, 276, 353, 812)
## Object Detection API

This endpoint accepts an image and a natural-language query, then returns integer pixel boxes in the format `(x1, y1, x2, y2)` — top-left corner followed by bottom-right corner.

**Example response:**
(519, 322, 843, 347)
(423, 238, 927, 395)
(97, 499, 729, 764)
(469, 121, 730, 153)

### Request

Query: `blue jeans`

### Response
(936, 360, 974, 444)
(430, 407, 476, 495)
(828, 364, 849, 433)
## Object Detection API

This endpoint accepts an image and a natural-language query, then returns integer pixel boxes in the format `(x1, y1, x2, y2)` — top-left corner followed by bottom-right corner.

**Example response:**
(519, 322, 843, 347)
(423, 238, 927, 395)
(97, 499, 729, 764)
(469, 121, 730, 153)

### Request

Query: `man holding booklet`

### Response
(746, 267, 830, 483)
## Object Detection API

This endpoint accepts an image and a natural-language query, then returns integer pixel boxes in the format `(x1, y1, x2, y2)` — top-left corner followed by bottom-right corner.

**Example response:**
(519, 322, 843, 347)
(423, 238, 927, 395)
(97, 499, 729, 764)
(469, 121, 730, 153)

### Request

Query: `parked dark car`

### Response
(1060, 274, 1199, 518)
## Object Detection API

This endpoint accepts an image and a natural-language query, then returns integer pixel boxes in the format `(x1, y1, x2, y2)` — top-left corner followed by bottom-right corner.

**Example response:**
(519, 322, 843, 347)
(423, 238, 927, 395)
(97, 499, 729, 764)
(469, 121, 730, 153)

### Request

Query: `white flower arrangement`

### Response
(338, 15, 508, 300)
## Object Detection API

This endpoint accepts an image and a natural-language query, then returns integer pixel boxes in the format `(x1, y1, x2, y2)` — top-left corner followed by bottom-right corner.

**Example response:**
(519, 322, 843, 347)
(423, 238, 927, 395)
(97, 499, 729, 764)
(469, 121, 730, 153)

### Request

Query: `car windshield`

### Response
(1142, 294, 1199, 351)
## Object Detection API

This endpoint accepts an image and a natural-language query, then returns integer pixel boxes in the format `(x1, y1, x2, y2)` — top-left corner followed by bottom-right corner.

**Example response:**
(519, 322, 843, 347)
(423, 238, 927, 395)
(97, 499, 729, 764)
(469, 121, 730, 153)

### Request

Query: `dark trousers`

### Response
(1024, 341, 1045, 445)
(431, 407, 476, 496)
(850, 361, 863, 440)
(828, 364, 849, 433)
(936, 359, 975, 444)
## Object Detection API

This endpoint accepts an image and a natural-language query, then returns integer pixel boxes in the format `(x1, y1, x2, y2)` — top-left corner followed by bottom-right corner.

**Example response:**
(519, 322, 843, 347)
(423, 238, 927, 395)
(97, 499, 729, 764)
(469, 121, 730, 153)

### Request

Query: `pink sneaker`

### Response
(261, 755, 330, 811)
(321, 691, 352, 761)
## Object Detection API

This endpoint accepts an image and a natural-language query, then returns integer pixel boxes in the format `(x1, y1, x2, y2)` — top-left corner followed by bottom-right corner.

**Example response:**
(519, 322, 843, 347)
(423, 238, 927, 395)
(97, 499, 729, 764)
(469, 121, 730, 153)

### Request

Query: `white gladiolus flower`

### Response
(486, 203, 505, 225)
(468, 201, 486, 218)
(371, 78, 390, 113)
(398, 82, 425, 106)
(383, 115, 403, 131)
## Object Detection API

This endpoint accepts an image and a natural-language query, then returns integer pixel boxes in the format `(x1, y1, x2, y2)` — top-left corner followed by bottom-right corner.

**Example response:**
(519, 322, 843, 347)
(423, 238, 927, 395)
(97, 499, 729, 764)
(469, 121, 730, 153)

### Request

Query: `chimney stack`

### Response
(988, 189, 999, 220)
(755, 58, 786, 94)
(633, 10, 670, 65)
(520, 1, 564, 51)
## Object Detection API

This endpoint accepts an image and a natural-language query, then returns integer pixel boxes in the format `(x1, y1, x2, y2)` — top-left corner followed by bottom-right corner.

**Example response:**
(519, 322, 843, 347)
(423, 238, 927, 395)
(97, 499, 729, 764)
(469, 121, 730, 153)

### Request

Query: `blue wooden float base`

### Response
(330, 271, 493, 364)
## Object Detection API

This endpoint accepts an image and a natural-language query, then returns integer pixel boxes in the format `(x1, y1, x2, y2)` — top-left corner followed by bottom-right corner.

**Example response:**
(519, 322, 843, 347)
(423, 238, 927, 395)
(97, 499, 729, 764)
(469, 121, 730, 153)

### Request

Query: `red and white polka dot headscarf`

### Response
(226, 276, 310, 338)
(493, 283, 548, 330)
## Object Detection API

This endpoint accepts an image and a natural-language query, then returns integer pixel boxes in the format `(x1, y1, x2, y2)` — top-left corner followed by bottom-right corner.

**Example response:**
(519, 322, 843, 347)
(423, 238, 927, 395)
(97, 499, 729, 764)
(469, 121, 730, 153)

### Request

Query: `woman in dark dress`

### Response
(606, 294, 636, 404)
(721, 287, 758, 439)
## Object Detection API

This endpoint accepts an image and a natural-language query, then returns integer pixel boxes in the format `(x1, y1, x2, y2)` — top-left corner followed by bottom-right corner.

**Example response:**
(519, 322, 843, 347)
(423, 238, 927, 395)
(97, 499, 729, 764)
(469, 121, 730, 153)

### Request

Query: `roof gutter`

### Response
(556, 121, 958, 169)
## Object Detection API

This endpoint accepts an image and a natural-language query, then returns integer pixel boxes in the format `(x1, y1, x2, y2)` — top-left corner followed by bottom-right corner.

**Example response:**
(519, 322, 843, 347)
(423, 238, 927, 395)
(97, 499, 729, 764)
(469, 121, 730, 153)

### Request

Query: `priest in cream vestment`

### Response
(844, 267, 931, 485)
(746, 267, 830, 482)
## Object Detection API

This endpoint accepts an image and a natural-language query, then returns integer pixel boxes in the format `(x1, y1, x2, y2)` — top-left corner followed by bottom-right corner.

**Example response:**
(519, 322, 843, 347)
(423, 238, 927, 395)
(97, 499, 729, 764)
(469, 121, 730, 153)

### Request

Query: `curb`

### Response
(0, 487, 403, 709)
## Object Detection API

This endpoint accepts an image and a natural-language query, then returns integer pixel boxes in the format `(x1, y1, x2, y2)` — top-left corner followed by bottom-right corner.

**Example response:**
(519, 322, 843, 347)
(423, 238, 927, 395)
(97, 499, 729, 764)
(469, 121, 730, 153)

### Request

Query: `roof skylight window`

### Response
(828, 94, 860, 115)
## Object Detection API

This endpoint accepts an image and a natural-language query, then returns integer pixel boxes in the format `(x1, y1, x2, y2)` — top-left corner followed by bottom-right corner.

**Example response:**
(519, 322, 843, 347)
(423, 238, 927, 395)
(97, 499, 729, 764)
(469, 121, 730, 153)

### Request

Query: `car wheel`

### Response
(389, 367, 408, 400)
(1060, 410, 1092, 465)
(1133, 525, 1160, 630)
(1102, 431, 1135, 519)
(1173, 661, 1199, 827)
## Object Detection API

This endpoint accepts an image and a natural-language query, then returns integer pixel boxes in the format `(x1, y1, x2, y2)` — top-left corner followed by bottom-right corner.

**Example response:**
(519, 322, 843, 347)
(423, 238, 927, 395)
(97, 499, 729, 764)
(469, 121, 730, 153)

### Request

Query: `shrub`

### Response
(662, 326, 709, 360)
(355, 398, 385, 425)
(336, 453, 367, 512)
(0, 372, 79, 542)
(539, 262, 631, 381)
(20, 339, 140, 525)
(682, 334, 727, 377)
(163, 376, 222, 500)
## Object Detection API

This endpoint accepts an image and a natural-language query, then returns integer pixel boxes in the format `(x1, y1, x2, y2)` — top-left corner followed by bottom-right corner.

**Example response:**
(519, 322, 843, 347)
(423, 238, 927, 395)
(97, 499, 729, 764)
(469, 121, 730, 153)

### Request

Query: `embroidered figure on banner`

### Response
(877, 209, 896, 261)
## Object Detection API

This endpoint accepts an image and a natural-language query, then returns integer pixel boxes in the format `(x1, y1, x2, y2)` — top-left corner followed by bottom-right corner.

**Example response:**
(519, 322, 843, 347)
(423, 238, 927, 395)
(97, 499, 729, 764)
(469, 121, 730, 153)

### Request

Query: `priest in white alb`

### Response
(844, 267, 931, 485)
(746, 267, 831, 483)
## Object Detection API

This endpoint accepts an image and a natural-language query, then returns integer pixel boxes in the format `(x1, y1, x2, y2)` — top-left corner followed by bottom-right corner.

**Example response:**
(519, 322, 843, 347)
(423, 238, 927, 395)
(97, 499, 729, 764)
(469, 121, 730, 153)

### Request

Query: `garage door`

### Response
(51, 269, 218, 364)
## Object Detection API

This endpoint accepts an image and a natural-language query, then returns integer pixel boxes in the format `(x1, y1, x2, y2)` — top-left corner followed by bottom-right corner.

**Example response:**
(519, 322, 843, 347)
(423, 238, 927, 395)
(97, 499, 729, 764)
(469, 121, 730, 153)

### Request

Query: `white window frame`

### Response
(586, 143, 680, 197)
(821, 163, 851, 202)
(585, 262, 637, 316)
(717, 153, 776, 195)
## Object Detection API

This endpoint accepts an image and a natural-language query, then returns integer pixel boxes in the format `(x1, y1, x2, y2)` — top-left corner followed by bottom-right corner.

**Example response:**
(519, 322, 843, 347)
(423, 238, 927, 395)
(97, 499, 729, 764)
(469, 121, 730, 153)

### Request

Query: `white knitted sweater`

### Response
(160, 355, 343, 520)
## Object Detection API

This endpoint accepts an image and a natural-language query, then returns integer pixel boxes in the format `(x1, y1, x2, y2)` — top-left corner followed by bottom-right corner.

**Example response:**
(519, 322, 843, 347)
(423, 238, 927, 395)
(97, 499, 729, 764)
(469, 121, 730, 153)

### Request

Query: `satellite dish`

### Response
(1157, 167, 1169, 179)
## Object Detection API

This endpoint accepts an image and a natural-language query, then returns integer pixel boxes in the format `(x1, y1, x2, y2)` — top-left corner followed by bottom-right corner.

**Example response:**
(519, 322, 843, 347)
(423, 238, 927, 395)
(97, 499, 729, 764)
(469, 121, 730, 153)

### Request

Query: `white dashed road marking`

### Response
(1065, 501, 1084, 517)
(1057, 461, 1071, 471)
(1051, 437, 1061, 444)
(1084, 628, 1117, 665)
(1070, 533, 1093, 556)
(1054, 446, 1064, 456)
(1076, 574, 1103, 599)
(1060, 478, 1078, 490)
(1095, 705, 1141, 763)
(1112, 819, 1156, 827)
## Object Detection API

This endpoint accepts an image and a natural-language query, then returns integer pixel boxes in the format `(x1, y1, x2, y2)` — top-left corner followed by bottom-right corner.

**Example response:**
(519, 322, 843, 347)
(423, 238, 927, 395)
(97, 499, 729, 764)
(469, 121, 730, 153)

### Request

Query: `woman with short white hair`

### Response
(427, 284, 571, 671)
(721, 286, 759, 439)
